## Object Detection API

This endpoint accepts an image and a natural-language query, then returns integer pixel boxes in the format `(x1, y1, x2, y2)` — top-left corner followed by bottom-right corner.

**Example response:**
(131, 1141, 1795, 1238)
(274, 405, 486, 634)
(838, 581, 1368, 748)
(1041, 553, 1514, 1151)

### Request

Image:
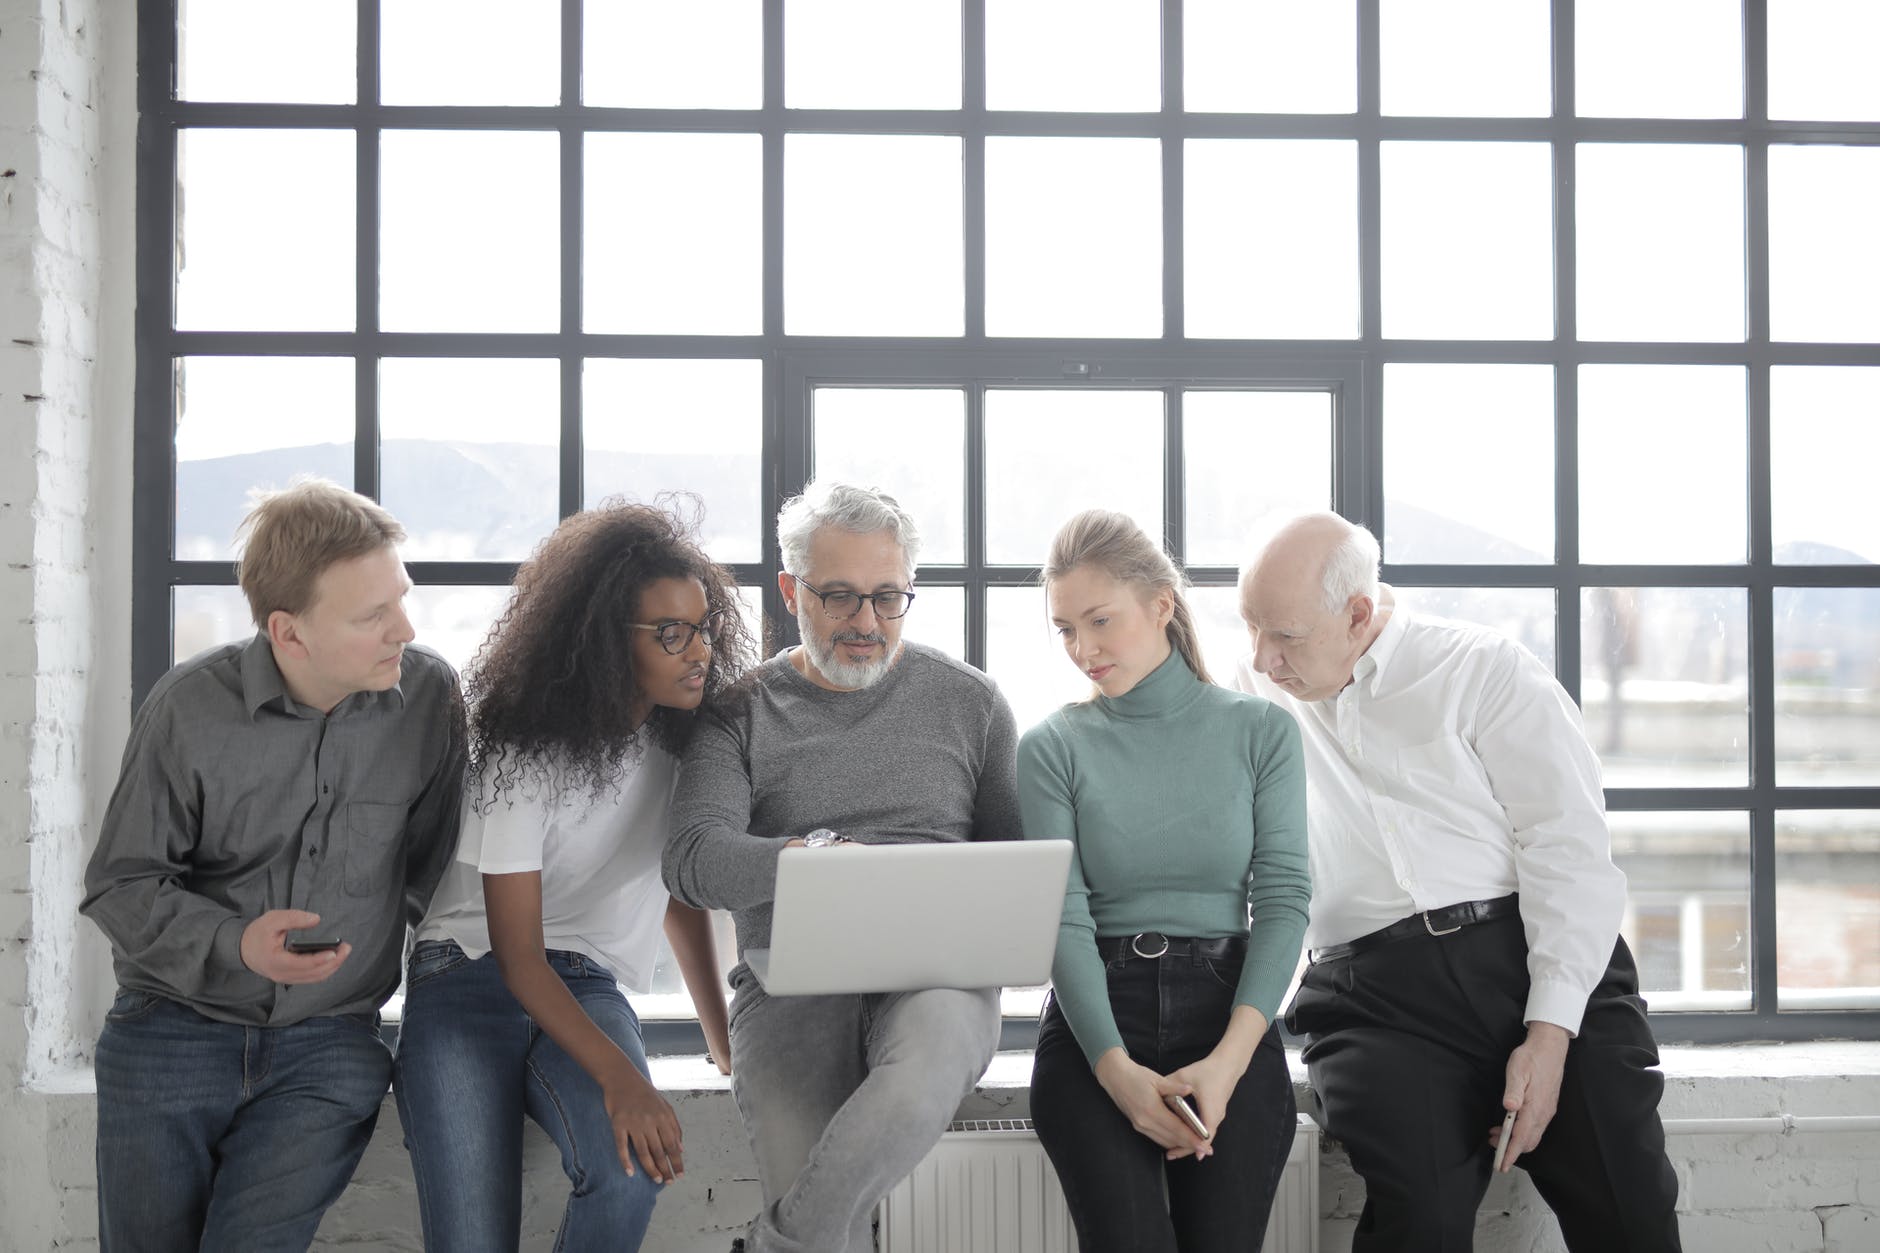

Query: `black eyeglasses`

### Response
(791, 576, 916, 621)
(629, 609, 728, 655)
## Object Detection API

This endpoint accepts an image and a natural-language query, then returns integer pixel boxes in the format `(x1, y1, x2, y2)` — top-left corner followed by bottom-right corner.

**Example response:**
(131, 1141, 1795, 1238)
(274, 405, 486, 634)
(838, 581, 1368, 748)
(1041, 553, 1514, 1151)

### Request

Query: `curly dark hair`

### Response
(465, 497, 756, 805)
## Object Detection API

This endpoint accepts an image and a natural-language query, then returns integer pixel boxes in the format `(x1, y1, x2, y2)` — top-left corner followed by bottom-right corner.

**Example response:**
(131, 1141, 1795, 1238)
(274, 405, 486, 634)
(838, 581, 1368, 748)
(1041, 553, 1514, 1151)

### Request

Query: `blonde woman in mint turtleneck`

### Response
(1018, 510, 1311, 1253)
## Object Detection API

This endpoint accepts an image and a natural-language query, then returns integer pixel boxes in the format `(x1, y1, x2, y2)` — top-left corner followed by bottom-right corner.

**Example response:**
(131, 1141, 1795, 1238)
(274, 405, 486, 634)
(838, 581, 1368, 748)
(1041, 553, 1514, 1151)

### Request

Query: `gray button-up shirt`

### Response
(81, 633, 467, 1027)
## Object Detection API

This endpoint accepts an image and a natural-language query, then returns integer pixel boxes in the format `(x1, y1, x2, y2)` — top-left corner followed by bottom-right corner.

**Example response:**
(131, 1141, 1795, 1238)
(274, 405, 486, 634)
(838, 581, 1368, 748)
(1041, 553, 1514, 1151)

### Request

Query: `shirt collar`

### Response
(1352, 606, 1410, 695)
(239, 631, 407, 720)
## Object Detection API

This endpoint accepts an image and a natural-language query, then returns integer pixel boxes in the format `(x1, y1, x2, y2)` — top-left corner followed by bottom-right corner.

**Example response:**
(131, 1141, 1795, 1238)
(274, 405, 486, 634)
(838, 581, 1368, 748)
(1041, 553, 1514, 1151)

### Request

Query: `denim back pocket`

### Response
(405, 940, 469, 990)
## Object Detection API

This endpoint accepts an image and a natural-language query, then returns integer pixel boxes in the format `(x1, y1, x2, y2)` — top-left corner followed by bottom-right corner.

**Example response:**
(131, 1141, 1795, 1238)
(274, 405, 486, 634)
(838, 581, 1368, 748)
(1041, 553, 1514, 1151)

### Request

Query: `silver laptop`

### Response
(744, 840, 1074, 995)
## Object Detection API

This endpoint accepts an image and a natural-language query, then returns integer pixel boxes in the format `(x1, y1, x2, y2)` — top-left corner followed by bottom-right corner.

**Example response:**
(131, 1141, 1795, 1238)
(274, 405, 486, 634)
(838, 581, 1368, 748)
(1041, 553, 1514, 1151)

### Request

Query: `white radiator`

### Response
(878, 1114, 1320, 1253)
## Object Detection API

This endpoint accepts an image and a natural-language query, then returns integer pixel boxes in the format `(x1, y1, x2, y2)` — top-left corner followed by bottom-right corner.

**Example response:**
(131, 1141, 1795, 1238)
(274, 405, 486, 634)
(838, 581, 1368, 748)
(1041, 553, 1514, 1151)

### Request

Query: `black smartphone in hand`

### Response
(285, 935, 342, 954)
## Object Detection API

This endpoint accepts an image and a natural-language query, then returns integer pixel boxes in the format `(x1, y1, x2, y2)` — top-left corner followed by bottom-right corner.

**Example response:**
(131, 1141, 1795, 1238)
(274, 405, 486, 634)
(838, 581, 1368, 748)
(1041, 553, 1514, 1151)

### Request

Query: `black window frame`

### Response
(135, 0, 1880, 1048)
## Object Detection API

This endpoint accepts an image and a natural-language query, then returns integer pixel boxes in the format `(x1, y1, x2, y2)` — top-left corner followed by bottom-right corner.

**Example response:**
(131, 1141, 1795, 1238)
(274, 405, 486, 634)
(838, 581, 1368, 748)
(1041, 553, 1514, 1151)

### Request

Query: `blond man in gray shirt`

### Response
(81, 479, 465, 1253)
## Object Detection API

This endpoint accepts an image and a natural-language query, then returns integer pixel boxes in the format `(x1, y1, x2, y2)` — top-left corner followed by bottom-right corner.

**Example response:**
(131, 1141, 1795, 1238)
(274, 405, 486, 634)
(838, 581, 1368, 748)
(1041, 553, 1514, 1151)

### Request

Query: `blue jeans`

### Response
(94, 989, 393, 1253)
(392, 940, 663, 1253)
(1031, 944, 1296, 1253)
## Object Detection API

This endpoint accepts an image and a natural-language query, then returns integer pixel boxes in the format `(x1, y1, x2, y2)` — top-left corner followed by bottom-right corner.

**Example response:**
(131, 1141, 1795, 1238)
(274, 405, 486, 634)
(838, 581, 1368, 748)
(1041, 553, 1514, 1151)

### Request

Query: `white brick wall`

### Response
(2, 1, 1878, 1250)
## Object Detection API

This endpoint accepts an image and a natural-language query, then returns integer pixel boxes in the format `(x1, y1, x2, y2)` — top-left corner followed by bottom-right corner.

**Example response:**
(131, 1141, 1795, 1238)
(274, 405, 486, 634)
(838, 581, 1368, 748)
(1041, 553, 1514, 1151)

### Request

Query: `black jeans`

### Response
(1031, 943, 1296, 1253)
(1288, 915, 1682, 1253)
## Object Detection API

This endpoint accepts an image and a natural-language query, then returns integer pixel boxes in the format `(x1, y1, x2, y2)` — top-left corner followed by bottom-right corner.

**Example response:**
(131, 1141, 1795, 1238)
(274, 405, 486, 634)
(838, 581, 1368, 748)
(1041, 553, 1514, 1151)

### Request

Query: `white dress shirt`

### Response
(1234, 609, 1626, 1035)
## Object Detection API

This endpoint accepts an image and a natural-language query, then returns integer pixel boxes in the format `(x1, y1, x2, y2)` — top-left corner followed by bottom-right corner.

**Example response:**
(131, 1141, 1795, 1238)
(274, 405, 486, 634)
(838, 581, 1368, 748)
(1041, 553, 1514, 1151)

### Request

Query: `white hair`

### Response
(777, 480, 921, 578)
(1319, 519, 1381, 613)
(1241, 511, 1381, 613)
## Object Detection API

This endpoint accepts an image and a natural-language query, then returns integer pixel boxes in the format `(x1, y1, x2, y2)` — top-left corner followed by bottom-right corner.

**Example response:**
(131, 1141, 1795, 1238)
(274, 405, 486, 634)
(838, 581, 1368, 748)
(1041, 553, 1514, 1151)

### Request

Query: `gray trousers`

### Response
(727, 975, 1002, 1253)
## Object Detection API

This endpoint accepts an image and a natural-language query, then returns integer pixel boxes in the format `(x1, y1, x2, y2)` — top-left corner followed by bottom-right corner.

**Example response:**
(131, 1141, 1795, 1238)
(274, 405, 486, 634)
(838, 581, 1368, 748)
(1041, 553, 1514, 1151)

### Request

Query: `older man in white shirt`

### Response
(1235, 512, 1680, 1253)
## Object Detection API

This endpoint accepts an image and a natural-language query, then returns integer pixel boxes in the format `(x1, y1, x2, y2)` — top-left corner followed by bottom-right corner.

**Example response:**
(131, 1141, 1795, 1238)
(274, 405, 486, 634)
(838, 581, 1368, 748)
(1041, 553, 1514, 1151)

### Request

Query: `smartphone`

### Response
(1166, 1094, 1211, 1141)
(1492, 1108, 1518, 1172)
(285, 935, 342, 954)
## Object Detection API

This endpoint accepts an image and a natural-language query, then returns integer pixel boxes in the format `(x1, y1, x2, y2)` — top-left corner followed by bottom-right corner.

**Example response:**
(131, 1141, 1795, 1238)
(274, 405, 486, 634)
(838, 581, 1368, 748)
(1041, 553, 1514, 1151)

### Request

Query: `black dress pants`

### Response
(1031, 946, 1296, 1253)
(1287, 913, 1682, 1253)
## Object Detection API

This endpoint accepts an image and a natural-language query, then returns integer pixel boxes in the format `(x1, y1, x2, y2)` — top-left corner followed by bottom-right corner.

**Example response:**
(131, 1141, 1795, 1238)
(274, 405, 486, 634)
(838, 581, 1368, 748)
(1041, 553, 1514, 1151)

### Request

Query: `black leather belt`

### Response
(1308, 895, 1519, 964)
(1097, 933, 1248, 963)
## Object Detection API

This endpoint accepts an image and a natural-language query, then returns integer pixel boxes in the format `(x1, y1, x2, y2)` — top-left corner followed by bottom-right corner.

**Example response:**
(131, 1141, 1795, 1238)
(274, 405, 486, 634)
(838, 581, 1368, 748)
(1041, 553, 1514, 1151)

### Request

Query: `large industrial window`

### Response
(137, 1, 1880, 1046)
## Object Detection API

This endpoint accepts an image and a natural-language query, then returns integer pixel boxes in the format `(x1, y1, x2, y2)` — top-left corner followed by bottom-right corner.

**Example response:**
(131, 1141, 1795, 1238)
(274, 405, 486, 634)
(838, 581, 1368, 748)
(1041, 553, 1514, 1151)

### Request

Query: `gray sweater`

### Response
(663, 642, 1021, 962)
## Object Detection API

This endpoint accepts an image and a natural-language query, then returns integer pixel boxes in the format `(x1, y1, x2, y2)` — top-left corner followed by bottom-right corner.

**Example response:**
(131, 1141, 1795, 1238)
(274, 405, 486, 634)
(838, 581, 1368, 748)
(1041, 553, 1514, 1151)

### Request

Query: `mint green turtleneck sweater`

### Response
(1017, 649, 1311, 1066)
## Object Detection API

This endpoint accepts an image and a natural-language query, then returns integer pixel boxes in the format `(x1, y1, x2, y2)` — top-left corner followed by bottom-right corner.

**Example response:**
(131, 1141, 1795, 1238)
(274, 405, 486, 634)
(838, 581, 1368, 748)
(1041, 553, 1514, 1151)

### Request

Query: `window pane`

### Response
(404, 585, 512, 676)
(1183, 390, 1333, 566)
(1775, 587, 1880, 786)
(1383, 364, 1554, 563)
(174, 357, 355, 560)
(900, 585, 966, 663)
(1380, 142, 1553, 340)
(812, 388, 966, 564)
(1185, 140, 1359, 340)
(986, 585, 1088, 734)
(1772, 367, 1880, 564)
(632, 909, 740, 1019)
(1380, 0, 1551, 118)
(381, 131, 559, 333)
(380, 358, 560, 562)
(584, 0, 761, 108)
(1769, 0, 1880, 122)
(1612, 812, 1751, 1012)
(986, 0, 1159, 112)
(1777, 811, 1880, 1010)
(1576, 144, 1746, 343)
(1393, 587, 1557, 673)
(984, 390, 1164, 565)
(1578, 365, 1746, 565)
(381, 0, 558, 105)
(178, 0, 355, 103)
(586, 133, 762, 335)
(1769, 145, 1880, 344)
(584, 359, 763, 565)
(1575, 0, 1741, 119)
(1189, 585, 1254, 688)
(174, 585, 255, 664)
(785, 0, 959, 109)
(175, 129, 354, 332)
(1184, 0, 1355, 114)
(785, 135, 963, 336)
(1580, 587, 1749, 788)
(986, 138, 1162, 338)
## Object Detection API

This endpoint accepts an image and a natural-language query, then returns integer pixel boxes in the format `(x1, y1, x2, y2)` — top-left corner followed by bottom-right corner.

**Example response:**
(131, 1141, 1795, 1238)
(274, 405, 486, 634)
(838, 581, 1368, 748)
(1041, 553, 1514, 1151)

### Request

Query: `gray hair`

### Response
(1317, 517, 1382, 613)
(777, 479, 921, 578)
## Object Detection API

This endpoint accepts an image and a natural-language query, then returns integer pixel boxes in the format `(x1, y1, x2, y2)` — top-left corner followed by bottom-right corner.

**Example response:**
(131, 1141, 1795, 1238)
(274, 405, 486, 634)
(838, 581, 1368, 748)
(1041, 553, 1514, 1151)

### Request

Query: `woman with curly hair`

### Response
(394, 500, 755, 1253)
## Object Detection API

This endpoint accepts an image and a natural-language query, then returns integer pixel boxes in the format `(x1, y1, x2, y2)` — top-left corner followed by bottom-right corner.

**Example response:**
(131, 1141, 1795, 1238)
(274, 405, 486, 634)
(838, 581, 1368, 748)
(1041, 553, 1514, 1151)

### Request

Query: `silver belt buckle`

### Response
(1423, 910, 1462, 937)
(1131, 932, 1170, 959)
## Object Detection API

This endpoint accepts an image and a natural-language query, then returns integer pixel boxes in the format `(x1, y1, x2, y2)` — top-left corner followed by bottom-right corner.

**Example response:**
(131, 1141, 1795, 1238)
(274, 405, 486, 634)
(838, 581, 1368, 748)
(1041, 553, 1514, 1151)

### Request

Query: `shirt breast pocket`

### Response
(344, 801, 408, 897)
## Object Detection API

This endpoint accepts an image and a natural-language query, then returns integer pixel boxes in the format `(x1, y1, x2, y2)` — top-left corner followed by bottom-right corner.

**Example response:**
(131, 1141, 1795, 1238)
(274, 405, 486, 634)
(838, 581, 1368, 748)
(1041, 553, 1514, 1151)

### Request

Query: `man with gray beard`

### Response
(664, 479, 1021, 1253)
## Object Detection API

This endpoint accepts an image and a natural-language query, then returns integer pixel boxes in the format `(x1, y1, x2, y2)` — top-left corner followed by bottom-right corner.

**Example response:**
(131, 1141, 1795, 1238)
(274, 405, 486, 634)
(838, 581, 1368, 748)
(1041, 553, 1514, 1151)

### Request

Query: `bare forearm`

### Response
(1210, 1003, 1270, 1075)
(664, 899, 731, 1065)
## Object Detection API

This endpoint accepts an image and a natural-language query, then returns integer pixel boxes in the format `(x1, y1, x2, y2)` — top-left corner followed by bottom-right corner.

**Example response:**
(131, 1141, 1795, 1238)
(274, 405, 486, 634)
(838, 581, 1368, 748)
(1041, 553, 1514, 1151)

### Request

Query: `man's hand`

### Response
(238, 909, 352, 984)
(601, 1060, 684, 1183)
(1093, 1049, 1210, 1156)
(1493, 1021, 1570, 1171)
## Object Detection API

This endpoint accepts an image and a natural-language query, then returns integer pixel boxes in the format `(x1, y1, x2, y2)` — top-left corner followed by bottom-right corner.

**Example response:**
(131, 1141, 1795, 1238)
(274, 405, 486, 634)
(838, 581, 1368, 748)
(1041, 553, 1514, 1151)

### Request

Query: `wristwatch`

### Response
(802, 828, 852, 848)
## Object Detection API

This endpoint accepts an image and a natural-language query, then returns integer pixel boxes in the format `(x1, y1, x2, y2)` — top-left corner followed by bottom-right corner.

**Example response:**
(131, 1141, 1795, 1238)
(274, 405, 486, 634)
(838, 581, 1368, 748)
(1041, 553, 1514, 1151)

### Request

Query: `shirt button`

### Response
(1400, 877, 1415, 890)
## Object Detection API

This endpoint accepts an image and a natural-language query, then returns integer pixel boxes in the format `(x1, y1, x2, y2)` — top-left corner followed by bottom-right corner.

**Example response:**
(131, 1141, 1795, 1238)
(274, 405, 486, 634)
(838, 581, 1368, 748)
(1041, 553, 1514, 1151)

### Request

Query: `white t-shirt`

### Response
(416, 745, 680, 993)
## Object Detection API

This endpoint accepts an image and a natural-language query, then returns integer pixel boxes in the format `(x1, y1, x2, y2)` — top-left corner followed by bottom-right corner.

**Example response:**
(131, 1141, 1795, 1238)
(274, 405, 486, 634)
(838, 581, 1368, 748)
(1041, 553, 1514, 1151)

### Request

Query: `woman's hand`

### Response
(1163, 1003, 1268, 1160)
(601, 1060, 684, 1184)
(1092, 1048, 1210, 1157)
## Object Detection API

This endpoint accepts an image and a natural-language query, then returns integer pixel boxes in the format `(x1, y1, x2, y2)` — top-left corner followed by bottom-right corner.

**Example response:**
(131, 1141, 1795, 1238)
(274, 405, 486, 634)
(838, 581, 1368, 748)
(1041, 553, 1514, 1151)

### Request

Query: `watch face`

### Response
(803, 828, 840, 847)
